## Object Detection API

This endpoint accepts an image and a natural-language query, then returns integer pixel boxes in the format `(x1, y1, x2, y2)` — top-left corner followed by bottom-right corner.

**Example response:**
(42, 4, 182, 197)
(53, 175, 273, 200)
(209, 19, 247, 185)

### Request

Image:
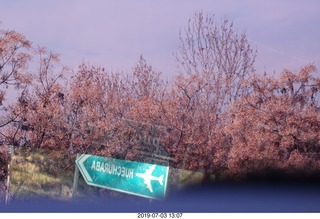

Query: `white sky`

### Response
(1, 0, 320, 77)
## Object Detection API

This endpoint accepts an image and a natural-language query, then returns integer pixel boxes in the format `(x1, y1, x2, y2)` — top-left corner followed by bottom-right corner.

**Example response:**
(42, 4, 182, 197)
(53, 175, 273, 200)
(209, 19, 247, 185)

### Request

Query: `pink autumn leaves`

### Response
(227, 64, 320, 176)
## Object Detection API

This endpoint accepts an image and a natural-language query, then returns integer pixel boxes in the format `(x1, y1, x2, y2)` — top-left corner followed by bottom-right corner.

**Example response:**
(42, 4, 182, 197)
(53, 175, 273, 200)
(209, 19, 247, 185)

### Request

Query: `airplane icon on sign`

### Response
(136, 165, 164, 193)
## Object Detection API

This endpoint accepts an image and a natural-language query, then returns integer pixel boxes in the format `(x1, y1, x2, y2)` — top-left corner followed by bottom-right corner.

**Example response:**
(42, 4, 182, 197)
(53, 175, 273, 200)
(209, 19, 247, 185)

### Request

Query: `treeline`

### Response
(0, 12, 319, 181)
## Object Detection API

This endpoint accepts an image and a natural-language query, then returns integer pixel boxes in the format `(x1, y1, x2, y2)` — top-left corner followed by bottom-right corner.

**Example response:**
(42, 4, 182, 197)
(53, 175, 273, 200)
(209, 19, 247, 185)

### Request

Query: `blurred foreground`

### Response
(1, 173, 320, 213)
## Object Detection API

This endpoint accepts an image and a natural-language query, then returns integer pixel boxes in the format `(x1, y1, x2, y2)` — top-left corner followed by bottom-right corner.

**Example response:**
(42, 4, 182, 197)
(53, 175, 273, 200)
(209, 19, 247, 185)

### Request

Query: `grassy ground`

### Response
(9, 149, 74, 201)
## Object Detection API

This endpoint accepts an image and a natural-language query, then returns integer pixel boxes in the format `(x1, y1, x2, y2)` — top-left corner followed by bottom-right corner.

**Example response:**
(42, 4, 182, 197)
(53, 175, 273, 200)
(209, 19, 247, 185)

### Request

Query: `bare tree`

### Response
(177, 11, 256, 108)
(173, 11, 257, 180)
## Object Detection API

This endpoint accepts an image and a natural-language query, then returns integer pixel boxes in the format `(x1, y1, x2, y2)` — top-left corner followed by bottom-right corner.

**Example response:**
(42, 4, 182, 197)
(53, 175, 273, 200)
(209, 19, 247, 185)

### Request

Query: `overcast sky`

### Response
(1, 0, 319, 77)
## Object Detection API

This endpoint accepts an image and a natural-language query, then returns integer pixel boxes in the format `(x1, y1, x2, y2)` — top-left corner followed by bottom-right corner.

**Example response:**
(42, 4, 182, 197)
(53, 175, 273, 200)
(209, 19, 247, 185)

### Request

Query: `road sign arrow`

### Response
(76, 154, 93, 183)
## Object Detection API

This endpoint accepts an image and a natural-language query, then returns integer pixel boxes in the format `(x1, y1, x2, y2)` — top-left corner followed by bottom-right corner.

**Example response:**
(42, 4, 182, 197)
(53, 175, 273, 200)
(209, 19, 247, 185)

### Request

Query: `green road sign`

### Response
(75, 154, 169, 199)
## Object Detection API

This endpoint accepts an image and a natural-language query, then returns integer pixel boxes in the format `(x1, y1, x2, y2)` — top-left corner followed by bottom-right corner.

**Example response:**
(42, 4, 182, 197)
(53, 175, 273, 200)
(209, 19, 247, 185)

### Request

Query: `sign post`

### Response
(76, 154, 169, 199)
(72, 154, 80, 199)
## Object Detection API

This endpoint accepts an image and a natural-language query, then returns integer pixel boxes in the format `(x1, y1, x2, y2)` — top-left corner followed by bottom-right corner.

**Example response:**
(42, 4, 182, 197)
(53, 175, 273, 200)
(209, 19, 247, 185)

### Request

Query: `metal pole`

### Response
(5, 145, 12, 205)
(72, 154, 80, 200)
(178, 149, 189, 190)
